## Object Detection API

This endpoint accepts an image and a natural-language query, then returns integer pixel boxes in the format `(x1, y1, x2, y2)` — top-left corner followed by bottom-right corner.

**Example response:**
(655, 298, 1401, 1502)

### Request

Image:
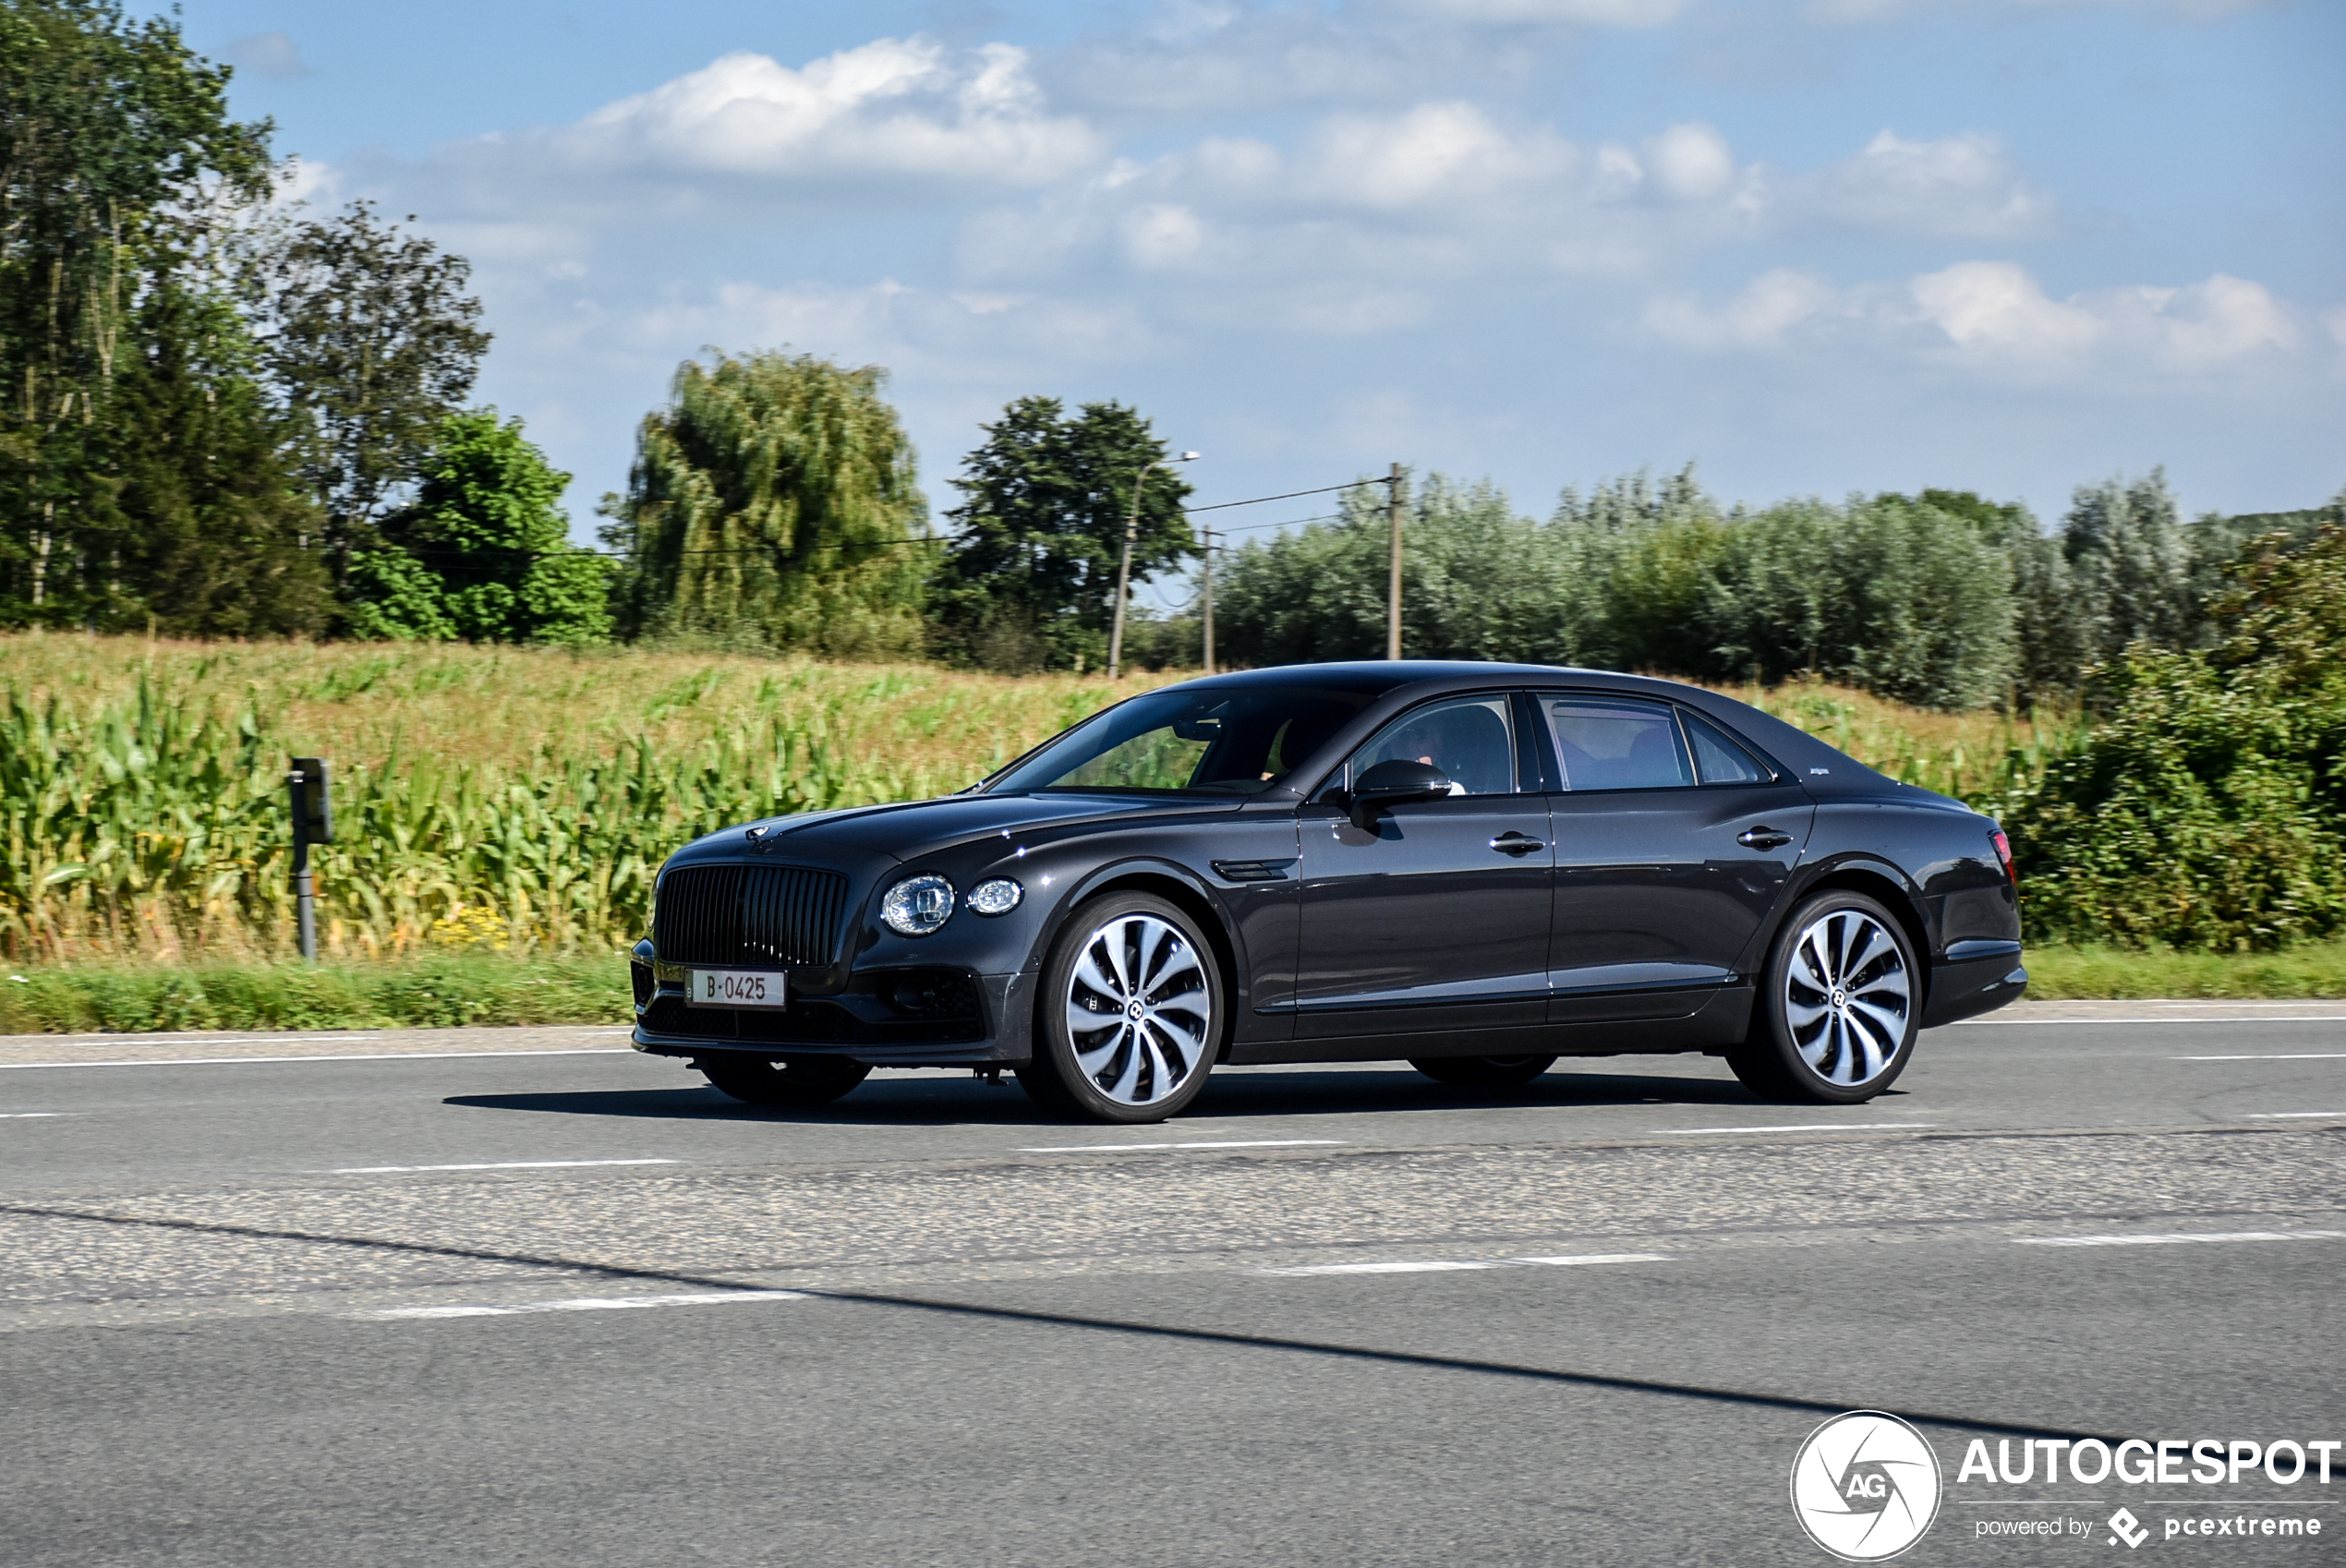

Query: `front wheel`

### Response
(1729, 891, 1919, 1104)
(1017, 892, 1222, 1124)
(698, 1055, 872, 1107)
(1409, 1054, 1557, 1089)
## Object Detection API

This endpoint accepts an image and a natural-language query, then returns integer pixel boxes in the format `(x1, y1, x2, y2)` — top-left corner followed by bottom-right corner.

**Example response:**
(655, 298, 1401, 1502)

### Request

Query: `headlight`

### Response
(880, 874, 955, 937)
(967, 877, 1023, 916)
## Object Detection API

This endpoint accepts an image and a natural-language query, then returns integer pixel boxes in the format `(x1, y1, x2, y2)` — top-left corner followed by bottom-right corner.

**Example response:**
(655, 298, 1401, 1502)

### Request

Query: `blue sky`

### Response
(173, 1, 2341, 558)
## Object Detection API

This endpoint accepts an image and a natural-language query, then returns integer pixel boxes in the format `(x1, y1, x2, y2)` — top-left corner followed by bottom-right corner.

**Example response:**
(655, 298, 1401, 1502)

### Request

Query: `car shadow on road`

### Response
(441, 1061, 1849, 1128)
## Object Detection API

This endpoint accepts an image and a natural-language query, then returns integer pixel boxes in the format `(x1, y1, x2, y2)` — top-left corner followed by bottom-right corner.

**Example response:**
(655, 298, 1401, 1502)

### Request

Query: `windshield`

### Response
(987, 685, 1373, 796)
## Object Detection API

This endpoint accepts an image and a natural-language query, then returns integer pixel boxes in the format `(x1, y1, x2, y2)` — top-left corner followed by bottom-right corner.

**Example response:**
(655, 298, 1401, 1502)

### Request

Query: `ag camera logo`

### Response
(1791, 1411, 1943, 1561)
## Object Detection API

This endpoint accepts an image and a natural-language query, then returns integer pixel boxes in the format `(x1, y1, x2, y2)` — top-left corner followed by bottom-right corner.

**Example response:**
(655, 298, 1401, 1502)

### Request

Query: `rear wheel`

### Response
(697, 1055, 872, 1107)
(1729, 890, 1918, 1104)
(1017, 892, 1222, 1124)
(1408, 1054, 1557, 1089)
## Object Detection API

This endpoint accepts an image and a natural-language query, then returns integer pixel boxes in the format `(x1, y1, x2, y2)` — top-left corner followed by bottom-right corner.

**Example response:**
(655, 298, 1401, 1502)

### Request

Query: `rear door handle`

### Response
(1490, 832, 1545, 856)
(1736, 826, 1795, 850)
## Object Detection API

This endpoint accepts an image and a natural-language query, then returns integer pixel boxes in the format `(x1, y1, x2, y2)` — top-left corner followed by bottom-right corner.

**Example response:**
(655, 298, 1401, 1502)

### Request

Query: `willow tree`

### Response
(602, 351, 930, 655)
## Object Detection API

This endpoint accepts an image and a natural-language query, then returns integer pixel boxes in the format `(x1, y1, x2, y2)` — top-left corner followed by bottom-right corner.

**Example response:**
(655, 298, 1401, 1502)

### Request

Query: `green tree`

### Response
(2002, 525, 2346, 950)
(2060, 469, 2198, 669)
(248, 199, 491, 563)
(1700, 495, 2015, 710)
(603, 350, 929, 656)
(347, 411, 611, 645)
(0, 0, 275, 621)
(931, 396, 1192, 672)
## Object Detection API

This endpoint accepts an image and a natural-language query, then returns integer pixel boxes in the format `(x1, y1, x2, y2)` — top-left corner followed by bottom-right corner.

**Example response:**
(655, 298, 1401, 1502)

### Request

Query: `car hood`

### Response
(667, 791, 1245, 867)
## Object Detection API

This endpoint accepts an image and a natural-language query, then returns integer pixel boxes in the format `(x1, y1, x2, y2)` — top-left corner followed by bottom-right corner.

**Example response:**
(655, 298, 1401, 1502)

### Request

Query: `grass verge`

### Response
(2, 941, 2342, 1035)
(2018, 940, 2346, 1001)
(0, 953, 632, 1035)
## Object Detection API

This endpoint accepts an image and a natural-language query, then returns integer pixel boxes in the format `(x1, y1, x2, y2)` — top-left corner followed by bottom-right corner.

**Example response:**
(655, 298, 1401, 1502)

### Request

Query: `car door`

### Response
(1531, 692, 1814, 1023)
(1291, 693, 1554, 1039)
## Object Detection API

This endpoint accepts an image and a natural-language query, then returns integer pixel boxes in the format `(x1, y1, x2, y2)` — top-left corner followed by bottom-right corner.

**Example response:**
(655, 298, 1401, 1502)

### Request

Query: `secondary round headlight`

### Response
(967, 877, 1023, 916)
(880, 874, 955, 937)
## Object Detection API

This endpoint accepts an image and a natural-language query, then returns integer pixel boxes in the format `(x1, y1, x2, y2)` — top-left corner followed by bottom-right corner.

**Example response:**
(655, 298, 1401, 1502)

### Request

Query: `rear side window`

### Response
(1682, 709, 1773, 784)
(1538, 695, 1692, 790)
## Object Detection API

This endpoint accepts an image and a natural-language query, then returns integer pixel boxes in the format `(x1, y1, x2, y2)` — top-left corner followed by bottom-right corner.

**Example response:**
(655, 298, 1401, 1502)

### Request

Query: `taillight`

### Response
(1990, 829, 2015, 886)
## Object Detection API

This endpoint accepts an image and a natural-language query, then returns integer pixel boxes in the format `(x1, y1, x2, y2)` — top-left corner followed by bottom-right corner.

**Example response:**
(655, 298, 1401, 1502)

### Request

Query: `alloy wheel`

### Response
(1782, 908, 1912, 1088)
(1061, 912, 1212, 1107)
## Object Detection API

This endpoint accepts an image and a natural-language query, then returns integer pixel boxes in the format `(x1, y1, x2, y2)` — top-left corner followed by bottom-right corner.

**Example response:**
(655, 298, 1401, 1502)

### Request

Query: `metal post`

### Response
(287, 757, 332, 966)
(1200, 526, 1216, 675)
(1385, 463, 1404, 661)
(288, 766, 316, 965)
(1106, 459, 1158, 681)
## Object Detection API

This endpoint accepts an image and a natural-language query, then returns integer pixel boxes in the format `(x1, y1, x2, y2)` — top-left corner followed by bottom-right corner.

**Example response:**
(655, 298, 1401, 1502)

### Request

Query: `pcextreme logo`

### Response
(1791, 1411, 1945, 1562)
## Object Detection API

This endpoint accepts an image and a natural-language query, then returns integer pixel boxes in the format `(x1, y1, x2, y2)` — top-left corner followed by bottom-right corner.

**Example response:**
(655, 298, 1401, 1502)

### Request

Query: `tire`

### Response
(1729, 890, 1920, 1104)
(697, 1054, 872, 1107)
(1409, 1054, 1557, 1089)
(1016, 891, 1223, 1124)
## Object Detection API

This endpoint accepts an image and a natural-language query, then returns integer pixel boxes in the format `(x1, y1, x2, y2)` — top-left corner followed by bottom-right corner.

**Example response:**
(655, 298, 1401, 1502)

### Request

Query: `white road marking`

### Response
(2245, 1111, 2346, 1119)
(1978, 1018, 2346, 1026)
(1018, 1139, 1348, 1153)
(1261, 1253, 1667, 1276)
(0, 1048, 634, 1070)
(357, 1290, 805, 1320)
(2016, 1230, 2346, 1248)
(0, 1111, 70, 1117)
(1659, 1122, 1937, 1135)
(2178, 1053, 2346, 1062)
(327, 1158, 679, 1174)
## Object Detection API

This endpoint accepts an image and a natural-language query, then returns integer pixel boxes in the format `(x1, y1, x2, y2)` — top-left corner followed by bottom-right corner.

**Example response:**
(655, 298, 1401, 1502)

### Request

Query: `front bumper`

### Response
(630, 960, 1031, 1067)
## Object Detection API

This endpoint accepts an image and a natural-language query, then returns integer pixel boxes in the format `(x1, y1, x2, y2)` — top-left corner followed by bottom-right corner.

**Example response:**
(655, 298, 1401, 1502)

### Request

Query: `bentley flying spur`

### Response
(628, 662, 2026, 1122)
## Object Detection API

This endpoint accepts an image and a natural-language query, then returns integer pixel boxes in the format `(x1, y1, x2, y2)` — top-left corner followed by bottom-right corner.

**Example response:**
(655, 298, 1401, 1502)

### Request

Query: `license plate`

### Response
(685, 970, 789, 1009)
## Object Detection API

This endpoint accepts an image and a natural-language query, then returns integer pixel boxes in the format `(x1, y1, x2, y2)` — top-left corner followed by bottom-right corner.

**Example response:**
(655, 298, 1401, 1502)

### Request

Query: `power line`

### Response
(1182, 479, 1387, 514)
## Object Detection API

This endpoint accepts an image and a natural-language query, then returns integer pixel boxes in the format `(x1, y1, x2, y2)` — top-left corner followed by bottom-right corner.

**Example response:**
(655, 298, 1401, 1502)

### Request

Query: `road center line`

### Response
(1018, 1139, 1348, 1153)
(356, 1290, 805, 1320)
(2015, 1230, 2346, 1248)
(1658, 1122, 1937, 1135)
(326, 1158, 680, 1174)
(2245, 1111, 2346, 1119)
(0, 1111, 71, 1117)
(1260, 1253, 1668, 1276)
(2178, 1053, 2346, 1062)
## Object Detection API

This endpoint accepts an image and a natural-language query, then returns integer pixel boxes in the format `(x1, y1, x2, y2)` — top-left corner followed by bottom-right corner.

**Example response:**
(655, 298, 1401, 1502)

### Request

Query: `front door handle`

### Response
(1736, 826, 1795, 850)
(1490, 832, 1545, 856)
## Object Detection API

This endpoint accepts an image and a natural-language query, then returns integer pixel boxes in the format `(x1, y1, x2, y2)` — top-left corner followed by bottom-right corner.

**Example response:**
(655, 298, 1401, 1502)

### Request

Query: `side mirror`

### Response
(1346, 758, 1452, 829)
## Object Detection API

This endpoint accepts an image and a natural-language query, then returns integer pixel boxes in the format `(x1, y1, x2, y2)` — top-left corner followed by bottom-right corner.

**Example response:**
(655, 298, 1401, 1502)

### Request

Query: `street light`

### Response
(1106, 450, 1200, 680)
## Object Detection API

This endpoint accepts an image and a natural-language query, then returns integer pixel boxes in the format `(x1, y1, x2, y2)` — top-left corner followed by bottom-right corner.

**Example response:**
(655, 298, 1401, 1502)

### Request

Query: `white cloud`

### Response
(572, 40, 1097, 184)
(425, 38, 1100, 205)
(1808, 0, 2284, 21)
(1644, 123, 1736, 200)
(226, 31, 308, 80)
(1646, 269, 1844, 348)
(1651, 260, 2305, 380)
(1295, 103, 1576, 209)
(1394, 0, 1695, 22)
(1791, 129, 2057, 239)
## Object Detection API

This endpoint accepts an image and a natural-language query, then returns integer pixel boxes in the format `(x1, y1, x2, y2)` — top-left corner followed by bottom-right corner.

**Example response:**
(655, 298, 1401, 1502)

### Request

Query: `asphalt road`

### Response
(3, 1004, 2342, 1566)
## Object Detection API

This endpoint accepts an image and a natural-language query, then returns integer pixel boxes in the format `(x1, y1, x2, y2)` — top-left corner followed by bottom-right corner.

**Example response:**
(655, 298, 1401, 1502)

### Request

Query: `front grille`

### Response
(654, 863, 849, 968)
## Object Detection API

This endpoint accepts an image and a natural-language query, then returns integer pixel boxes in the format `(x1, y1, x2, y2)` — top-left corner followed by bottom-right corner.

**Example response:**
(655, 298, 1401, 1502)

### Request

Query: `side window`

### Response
(1346, 695, 1520, 797)
(1682, 709, 1773, 785)
(1538, 694, 1693, 791)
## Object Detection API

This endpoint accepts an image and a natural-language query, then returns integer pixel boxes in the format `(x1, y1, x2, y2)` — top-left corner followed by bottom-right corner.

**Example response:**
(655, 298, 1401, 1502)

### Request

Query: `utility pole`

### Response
(1200, 526, 1217, 675)
(1107, 450, 1199, 681)
(1385, 462, 1404, 661)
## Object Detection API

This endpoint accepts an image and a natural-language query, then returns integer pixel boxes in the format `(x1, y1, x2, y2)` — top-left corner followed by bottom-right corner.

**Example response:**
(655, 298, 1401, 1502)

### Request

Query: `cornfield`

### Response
(0, 634, 2067, 963)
